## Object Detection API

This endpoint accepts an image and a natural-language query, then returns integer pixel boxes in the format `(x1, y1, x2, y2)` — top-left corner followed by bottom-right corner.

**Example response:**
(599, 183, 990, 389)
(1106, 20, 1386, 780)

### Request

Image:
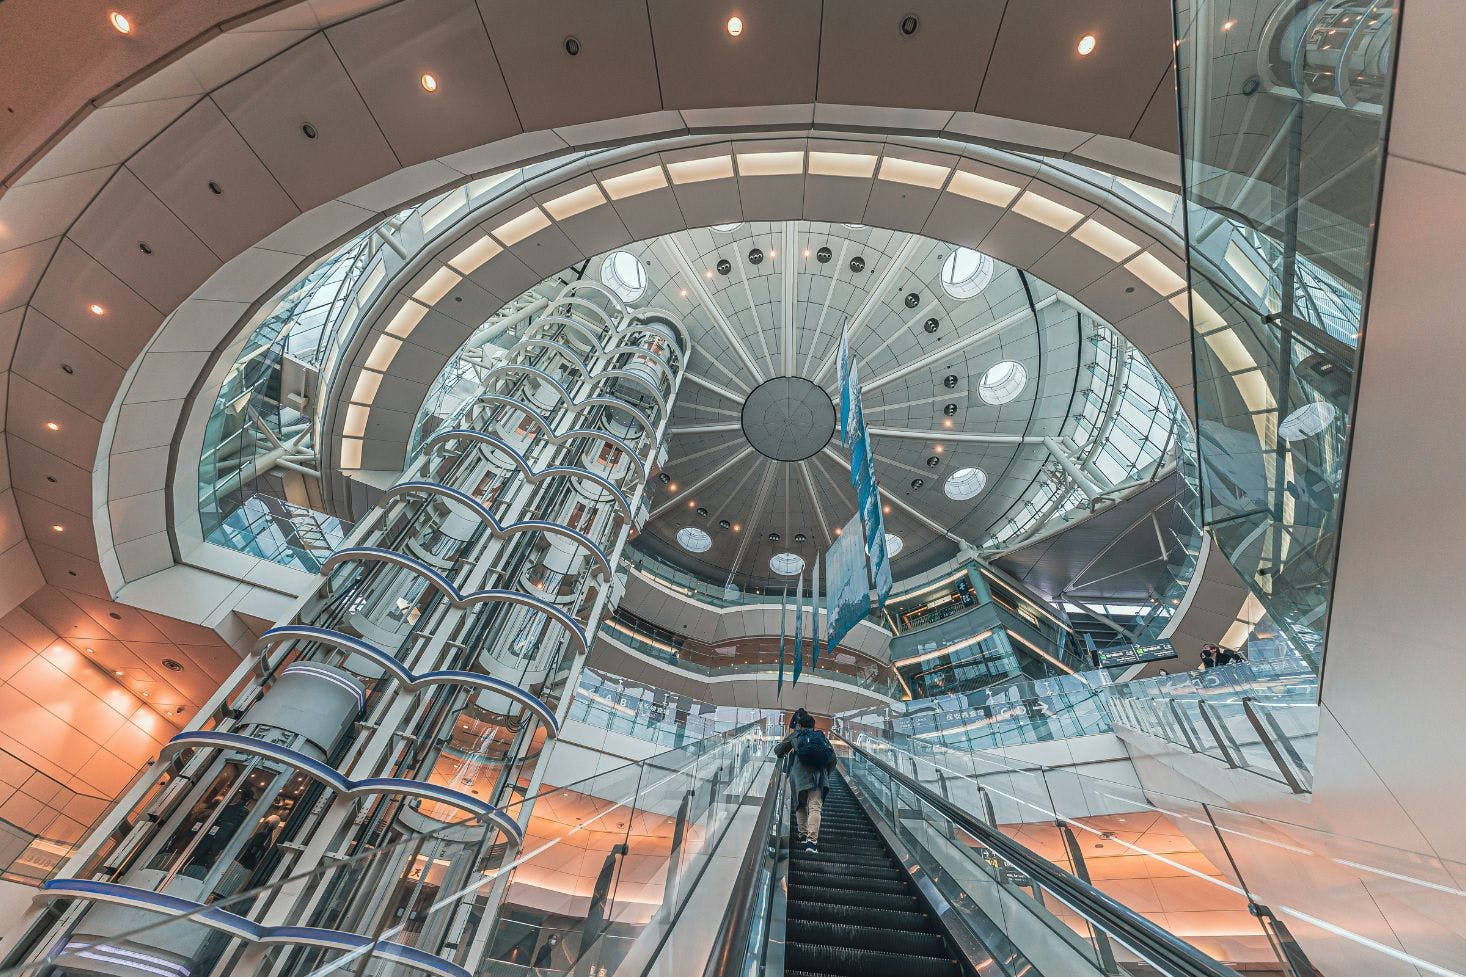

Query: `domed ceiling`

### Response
(572, 221, 1179, 590)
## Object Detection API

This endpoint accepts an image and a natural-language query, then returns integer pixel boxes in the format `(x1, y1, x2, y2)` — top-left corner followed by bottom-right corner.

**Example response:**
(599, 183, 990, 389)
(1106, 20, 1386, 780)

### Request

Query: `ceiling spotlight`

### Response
(943, 418, 954, 428)
(1077, 34, 1097, 56)
(911, 478, 925, 490)
(109, 11, 133, 34)
(926, 456, 941, 468)
(794, 533, 807, 543)
(716, 258, 732, 275)
(658, 472, 671, 483)
(882, 505, 891, 514)
(45, 421, 60, 431)
(668, 483, 678, 492)
(680, 288, 688, 298)
(943, 403, 958, 416)
(718, 519, 731, 530)
(943, 374, 958, 389)
(51, 524, 65, 533)
(768, 532, 781, 542)
(697, 506, 709, 516)
(924, 317, 939, 334)
(1221, 19, 1237, 31)
(904, 292, 920, 308)
(900, 14, 919, 35)
(748, 247, 764, 265)
(803, 249, 811, 258)
(564, 36, 581, 55)
(850, 256, 866, 273)
(726, 15, 743, 36)
(162, 659, 183, 672)
(933, 444, 944, 453)
(817, 246, 832, 263)
(88, 303, 106, 316)
(114, 669, 124, 676)
(420, 72, 439, 93)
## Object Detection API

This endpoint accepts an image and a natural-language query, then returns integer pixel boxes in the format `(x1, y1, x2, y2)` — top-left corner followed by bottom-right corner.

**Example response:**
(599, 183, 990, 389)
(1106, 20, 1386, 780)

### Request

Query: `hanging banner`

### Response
(791, 571, 805, 686)
(776, 585, 787, 697)
(825, 513, 871, 652)
(838, 320, 852, 445)
(811, 555, 823, 670)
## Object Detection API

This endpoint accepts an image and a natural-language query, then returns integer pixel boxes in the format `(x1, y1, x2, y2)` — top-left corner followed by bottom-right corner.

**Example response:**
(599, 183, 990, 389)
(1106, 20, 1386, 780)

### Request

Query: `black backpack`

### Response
(793, 728, 835, 769)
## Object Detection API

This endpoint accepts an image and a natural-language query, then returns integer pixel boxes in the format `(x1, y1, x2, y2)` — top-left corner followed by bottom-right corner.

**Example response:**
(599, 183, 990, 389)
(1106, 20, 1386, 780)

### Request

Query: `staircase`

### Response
(784, 770, 962, 977)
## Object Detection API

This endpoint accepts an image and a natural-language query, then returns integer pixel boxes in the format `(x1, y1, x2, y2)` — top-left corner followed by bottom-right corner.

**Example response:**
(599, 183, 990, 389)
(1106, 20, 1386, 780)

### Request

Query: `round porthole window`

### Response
(945, 467, 988, 501)
(940, 247, 995, 299)
(712, 222, 742, 233)
(770, 552, 806, 576)
(677, 527, 712, 553)
(978, 361, 1027, 405)
(884, 533, 904, 557)
(1278, 402, 1337, 441)
(600, 251, 647, 302)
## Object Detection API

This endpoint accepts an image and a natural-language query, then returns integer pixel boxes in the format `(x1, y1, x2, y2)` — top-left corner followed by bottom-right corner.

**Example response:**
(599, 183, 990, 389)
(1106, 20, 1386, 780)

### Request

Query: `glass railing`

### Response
(845, 719, 1466, 977)
(600, 617, 904, 700)
(204, 492, 354, 574)
(566, 668, 778, 748)
(1106, 658, 1318, 791)
(4, 722, 772, 977)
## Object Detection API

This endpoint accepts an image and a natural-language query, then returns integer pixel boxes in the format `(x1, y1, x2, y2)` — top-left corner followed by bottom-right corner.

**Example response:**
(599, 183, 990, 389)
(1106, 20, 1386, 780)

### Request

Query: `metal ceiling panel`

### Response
(647, 0, 821, 110)
(10, 310, 125, 422)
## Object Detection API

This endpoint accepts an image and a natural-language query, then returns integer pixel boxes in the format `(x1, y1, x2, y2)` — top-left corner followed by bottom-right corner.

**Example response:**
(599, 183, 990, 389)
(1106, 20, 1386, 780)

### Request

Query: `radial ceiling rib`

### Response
(659, 237, 768, 386)
(799, 239, 850, 378)
(798, 461, 835, 550)
(781, 223, 798, 374)
(683, 372, 747, 403)
(735, 258, 778, 378)
(650, 445, 754, 518)
(668, 422, 742, 435)
(675, 436, 749, 468)
(868, 427, 1044, 445)
(862, 295, 943, 366)
(820, 446, 969, 547)
(862, 294, 1061, 394)
(728, 460, 777, 579)
(811, 234, 920, 384)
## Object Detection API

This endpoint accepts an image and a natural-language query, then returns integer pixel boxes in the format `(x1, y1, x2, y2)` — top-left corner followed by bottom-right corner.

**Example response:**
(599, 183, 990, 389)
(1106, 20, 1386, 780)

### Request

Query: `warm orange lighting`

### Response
(1077, 34, 1097, 55)
(1221, 19, 1237, 31)
(668, 483, 678, 492)
(680, 288, 689, 298)
(420, 72, 439, 93)
(45, 421, 60, 431)
(943, 418, 953, 428)
(726, 15, 743, 36)
(88, 303, 106, 316)
(688, 500, 696, 508)
(803, 249, 811, 258)
(835, 526, 842, 536)
(109, 11, 132, 34)
(50, 524, 64, 533)
(882, 505, 891, 514)
(768, 249, 777, 259)
(85, 648, 94, 655)
(705, 269, 714, 278)
(114, 670, 123, 676)
(933, 444, 944, 453)
(733, 523, 741, 532)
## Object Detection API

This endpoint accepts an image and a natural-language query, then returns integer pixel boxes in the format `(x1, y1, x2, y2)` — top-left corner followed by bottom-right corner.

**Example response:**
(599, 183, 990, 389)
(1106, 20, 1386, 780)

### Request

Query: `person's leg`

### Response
(804, 788, 823, 844)
(793, 788, 809, 840)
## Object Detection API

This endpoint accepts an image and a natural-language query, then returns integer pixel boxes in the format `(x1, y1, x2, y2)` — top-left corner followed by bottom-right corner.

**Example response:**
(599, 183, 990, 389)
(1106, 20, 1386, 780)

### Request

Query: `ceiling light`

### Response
(491, 207, 551, 246)
(946, 170, 1020, 206)
(114, 670, 124, 676)
(1126, 251, 1187, 296)
(735, 151, 802, 176)
(385, 301, 429, 339)
(877, 156, 951, 189)
(1221, 19, 1237, 31)
(88, 303, 106, 316)
(448, 235, 502, 275)
(726, 15, 743, 36)
(808, 151, 878, 179)
(668, 483, 678, 492)
(1014, 191, 1083, 231)
(1077, 34, 1097, 55)
(803, 249, 811, 258)
(109, 11, 132, 34)
(45, 421, 60, 432)
(51, 525, 64, 533)
(340, 438, 363, 469)
(420, 73, 439, 93)
(680, 288, 688, 298)
(666, 155, 734, 184)
(943, 418, 953, 428)
(413, 266, 461, 305)
(544, 184, 607, 220)
(1072, 218, 1140, 261)
(601, 165, 668, 200)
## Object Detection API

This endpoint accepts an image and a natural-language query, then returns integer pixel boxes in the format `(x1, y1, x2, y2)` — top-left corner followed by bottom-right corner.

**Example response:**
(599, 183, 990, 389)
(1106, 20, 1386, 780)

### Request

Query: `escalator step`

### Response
(787, 900, 929, 930)
(788, 872, 909, 894)
(785, 943, 960, 977)
(790, 850, 892, 869)
(787, 919, 948, 956)
(788, 884, 919, 913)
(788, 860, 905, 882)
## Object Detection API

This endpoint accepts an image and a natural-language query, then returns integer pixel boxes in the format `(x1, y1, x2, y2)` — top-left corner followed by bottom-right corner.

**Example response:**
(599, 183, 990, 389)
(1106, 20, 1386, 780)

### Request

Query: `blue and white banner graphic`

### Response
(791, 570, 805, 686)
(777, 585, 788, 697)
(825, 513, 871, 652)
(811, 555, 823, 669)
(838, 320, 852, 445)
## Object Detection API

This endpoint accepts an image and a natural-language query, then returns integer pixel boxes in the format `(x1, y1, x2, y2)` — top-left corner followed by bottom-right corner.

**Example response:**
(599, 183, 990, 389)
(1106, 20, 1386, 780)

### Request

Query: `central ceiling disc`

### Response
(740, 376, 836, 462)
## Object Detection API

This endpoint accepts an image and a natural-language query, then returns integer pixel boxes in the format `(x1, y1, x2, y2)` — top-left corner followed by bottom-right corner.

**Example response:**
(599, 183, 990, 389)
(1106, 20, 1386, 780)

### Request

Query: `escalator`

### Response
(785, 771, 960, 977)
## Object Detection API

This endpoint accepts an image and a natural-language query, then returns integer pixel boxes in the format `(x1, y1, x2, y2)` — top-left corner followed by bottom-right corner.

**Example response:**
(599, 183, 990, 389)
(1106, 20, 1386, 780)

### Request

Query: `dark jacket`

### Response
(775, 728, 834, 797)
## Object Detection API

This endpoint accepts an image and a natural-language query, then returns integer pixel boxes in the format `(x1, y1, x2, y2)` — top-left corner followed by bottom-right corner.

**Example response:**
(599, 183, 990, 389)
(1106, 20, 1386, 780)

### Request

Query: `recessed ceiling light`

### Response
(114, 669, 124, 676)
(1221, 19, 1237, 31)
(726, 15, 743, 36)
(1077, 34, 1097, 55)
(420, 72, 439, 93)
(668, 483, 678, 492)
(45, 421, 60, 431)
(88, 303, 105, 316)
(51, 524, 65, 533)
(109, 11, 132, 34)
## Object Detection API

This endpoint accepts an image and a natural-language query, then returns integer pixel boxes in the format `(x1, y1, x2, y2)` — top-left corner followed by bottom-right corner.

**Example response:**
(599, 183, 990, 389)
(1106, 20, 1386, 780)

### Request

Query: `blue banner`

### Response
(825, 513, 871, 652)
(791, 571, 805, 686)
(838, 322, 852, 445)
(777, 585, 787, 697)
(811, 555, 823, 669)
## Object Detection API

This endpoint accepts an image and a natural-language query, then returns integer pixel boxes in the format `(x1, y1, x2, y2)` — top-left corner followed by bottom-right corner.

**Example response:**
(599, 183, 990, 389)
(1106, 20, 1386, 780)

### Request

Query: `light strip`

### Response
(1170, 289, 1227, 330)
(1126, 251, 1187, 296)
(491, 207, 551, 246)
(1013, 190, 1083, 231)
(601, 165, 667, 199)
(877, 155, 951, 189)
(666, 155, 735, 184)
(351, 370, 383, 405)
(808, 151, 878, 178)
(343, 404, 370, 438)
(448, 235, 501, 274)
(385, 300, 429, 339)
(946, 169, 1020, 206)
(413, 266, 461, 305)
(735, 151, 803, 176)
(1072, 218, 1140, 261)
(340, 438, 363, 469)
(543, 184, 606, 220)
(364, 335, 401, 372)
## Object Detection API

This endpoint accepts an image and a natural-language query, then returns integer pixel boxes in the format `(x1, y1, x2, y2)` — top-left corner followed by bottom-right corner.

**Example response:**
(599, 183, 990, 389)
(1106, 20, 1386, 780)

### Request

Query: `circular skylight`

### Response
(677, 527, 712, 553)
(711, 222, 742, 233)
(978, 360, 1027, 405)
(770, 552, 806, 576)
(945, 467, 988, 501)
(600, 251, 647, 303)
(884, 533, 903, 558)
(1278, 402, 1337, 442)
(940, 248, 995, 299)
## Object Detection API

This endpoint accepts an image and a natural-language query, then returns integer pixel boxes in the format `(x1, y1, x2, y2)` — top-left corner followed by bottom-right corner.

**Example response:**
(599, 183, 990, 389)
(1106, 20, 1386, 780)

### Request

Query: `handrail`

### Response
(702, 761, 786, 977)
(835, 734, 1241, 977)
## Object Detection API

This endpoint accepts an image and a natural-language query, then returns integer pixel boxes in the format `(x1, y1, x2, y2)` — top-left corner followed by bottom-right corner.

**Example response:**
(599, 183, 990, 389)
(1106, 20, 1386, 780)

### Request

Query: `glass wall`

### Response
(1176, 0, 1399, 666)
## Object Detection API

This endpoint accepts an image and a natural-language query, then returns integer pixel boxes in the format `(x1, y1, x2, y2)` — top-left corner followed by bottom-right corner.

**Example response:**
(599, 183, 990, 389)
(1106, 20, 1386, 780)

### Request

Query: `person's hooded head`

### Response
(790, 708, 815, 729)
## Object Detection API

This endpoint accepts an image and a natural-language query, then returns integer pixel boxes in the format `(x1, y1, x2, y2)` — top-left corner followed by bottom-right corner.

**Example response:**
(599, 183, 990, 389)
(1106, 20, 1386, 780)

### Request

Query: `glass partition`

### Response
(1175, 0, 1400, 665)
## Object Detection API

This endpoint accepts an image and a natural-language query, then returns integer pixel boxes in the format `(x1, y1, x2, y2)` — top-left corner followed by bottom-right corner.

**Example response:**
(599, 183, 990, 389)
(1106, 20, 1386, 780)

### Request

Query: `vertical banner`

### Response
(777, 585, 787, 697)
(791, 571, 805, 686)
(838, 320, 852, 445)
(811, 555, 823, 670)
(825, 513, 872, 651)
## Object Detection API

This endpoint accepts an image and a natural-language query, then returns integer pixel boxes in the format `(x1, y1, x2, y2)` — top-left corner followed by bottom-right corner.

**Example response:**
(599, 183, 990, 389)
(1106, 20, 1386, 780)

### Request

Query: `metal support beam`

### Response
(659, 238, 766, 387)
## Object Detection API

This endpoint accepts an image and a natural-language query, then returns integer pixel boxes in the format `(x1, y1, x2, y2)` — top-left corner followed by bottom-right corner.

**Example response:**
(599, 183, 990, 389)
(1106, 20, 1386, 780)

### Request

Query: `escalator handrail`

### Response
(702, 759, 787, 977)
(836, 734, 1241, 977)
